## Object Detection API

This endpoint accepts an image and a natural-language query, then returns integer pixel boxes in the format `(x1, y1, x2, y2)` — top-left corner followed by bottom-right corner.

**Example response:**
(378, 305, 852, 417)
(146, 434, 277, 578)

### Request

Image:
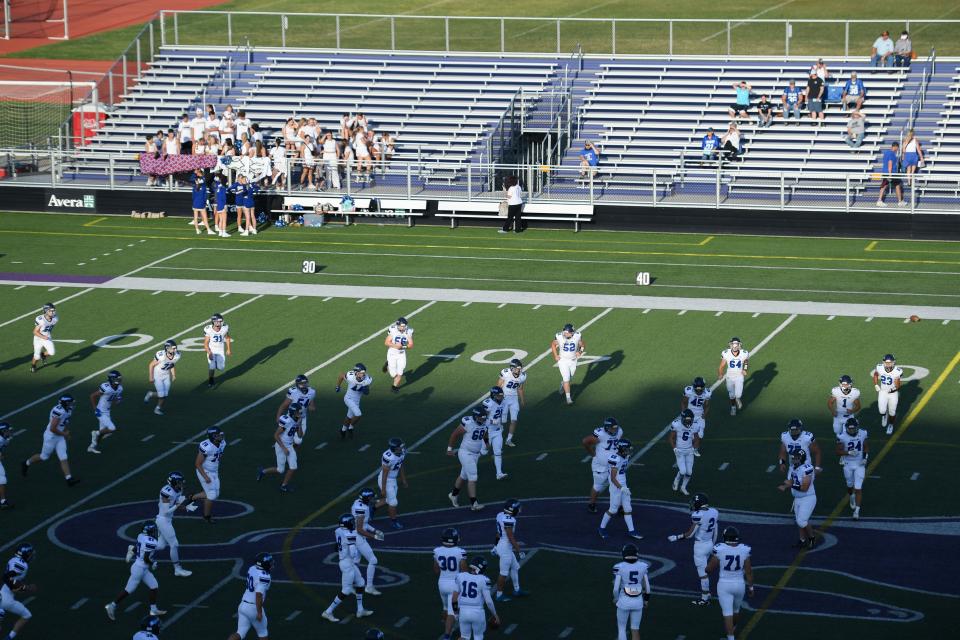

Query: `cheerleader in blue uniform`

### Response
(191, 169, 214, 235)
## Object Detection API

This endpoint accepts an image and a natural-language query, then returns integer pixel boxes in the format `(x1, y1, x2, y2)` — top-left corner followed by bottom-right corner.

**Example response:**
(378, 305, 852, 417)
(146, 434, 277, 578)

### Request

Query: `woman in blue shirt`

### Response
(191, 169, 214, 235)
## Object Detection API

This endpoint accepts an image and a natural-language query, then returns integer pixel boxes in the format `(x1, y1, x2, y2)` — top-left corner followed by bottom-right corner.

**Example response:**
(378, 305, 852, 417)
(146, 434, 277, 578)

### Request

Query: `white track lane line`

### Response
(629, 314, 797, 465)
(0, 301, 436, 555)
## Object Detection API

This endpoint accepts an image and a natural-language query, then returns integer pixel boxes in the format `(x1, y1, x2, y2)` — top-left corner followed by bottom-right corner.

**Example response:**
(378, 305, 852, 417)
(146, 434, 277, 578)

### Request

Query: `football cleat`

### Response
(627, 531, 644, 540)
(721, 526, 740, 543)
(339, 513, 356, 531)
(356, 608, 374, 618)
(365, 586, 382, 596)
(255, 552, 274, 572)
(104, 603, 117, 621)
(470, 502, 484, 511)
(153, 406, 164, 416)
(598, 528, 610, 540)
(496, 472, 509, 480)
(441, 527, 460, 546)
(679, 486, 689, 496)
(886, 425, 893, 435)
(852, 506, 861, 520)
(174, 566, 193, 577)
(321, 611, 340, 623)
(447, 492, 459, 508)
(149, 606, 167, 616)
(671, 476, 680, 492)
(503, 498, 521, 516)
(735, 398, 743, 410)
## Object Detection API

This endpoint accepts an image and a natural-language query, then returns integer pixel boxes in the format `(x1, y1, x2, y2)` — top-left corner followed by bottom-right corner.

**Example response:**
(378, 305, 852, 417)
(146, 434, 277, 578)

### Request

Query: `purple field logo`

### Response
(49, 496, 958, 622)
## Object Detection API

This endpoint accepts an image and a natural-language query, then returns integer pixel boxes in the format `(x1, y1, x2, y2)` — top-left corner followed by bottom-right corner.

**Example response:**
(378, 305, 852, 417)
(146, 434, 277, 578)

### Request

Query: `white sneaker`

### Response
(174, 566, 193, 577)
(447, 492, 459, 508)
(195, 228, 201, 235)
(692, 449, 701, 457)
(144, 391, 154, 403)
(730, 406, 737, 416)
(150, 606, 167, 616)
(735, 398, 742, 410)
(852, 506, 860, 520)
(125, 545, 135, 563)
(321, 611, 340, 623)
(220, 231, 230, 238)
(87, 444, 101, 454)
(505, 439, 516, 448)
(251, 228, 258, 235)
(672, 476, 680, 491)
(365, 586, 382, 596)
(470, 502, 484, 511)
(90, 430, 99, 446)
(897, 200, 907, 207)
(356, 608, 374, 618)
(206, 229, 216, 235)
(886, 425, 893, 435)
(680, 486, 690, 496)
(154, 406, 164, 416)
(496, 473, 509, 480)
(104, 603, 116, 620)
(876, 200, 887, 207)
(240, 230, 249, 236)
(566, 397, 573, 405)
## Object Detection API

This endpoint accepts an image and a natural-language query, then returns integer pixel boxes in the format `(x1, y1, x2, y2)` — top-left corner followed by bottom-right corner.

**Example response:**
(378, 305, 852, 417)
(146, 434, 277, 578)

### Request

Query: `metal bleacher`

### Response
(926, 69, 960, 175)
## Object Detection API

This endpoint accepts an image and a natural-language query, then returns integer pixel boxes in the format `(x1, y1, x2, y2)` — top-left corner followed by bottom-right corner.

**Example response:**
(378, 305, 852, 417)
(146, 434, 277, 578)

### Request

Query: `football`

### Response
(909, 315, 920, 322)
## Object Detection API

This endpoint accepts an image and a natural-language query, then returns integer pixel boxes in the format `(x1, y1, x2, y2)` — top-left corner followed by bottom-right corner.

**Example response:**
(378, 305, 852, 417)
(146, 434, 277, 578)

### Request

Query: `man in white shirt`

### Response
(177, 114, 193, 155)
(235, 110, 252, 141)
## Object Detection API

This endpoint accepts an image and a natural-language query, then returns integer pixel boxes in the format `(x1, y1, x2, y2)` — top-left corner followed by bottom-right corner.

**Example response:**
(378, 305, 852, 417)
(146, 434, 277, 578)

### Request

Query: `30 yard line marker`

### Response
(535, 452, 548, 461)
(740, 348, 960, 639)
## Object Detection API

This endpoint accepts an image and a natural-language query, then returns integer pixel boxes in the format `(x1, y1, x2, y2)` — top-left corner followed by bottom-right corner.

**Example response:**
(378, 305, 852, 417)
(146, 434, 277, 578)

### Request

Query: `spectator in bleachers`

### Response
(757, 96, 773, 128)
(701, 128, 719, 166)
(301, 118, 319, 147)
(300, 134, 318, 190)
(341, 138, 354, 177)
(204, 135, 219, 156)
(841, 72, 866, 111)
(902, 129, 924, 184)
(871, 31, 894, 67)
(356, 113, 370, 131)
(253, 140, 265, 160)
(368, 129, 383, 164)
(782, 80, 804, 124)
(728, 81, 753, 122)
(500, 175, 525, 234)
(382, 132, 396, 161)
(192, 135, 207, 156)
(239, 132, 252, 156)
(219, 108, 236, 145)
(894, 31, 913, 67)
(235, 110, 252, 142)
(143, 133, 159, 186)
(178, 114, 194, 156)
(205, 111, 220, 143)
(251, 124, 263, 145)
(162, 129, 180, 157)
(844, 110, 866, 149)
(270, 138, 288, 189)
(354, 129, 373, 180)
(283, 117, 299, 152)
(190, 107, 205, 147)
(809, 58, 830, 81)
(340, 113, 355, 140)
(805, 72, 825, 125)
(877, 141, 905, 207)
(321, 132, 341, 189)
(578, 141, 600, 178)
(720, 123, 742, 162)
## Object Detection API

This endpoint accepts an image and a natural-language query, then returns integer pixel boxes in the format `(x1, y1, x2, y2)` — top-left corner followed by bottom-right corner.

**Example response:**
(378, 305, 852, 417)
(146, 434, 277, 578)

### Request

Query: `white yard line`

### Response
(0, 300, 437, 556)
(0, 287, 94, 329)
(10, 276, 960, 320)
(0, 295, 264, 422)
(629, 314, 797, 465)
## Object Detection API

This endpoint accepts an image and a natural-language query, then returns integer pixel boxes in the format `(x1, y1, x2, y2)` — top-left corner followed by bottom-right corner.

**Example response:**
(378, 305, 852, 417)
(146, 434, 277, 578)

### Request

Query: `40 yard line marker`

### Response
(740, 349, 960, 638)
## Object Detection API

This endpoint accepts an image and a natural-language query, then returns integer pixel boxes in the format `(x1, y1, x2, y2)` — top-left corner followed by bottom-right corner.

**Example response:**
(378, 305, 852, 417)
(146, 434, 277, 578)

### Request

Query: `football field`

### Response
(0, 211, 958, 639)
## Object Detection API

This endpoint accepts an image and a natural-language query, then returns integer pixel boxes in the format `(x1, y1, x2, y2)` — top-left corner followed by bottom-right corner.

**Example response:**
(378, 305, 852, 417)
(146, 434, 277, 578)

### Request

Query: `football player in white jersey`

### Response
(551, 323, 585, 405)
(105, 522, 167, 621)
(612, 543, 650, 640)
(667, 492, 719, 605)
(668, 409, 701, 496)
(452, 557, 499, 640)
(133, 614, 161, 640)
(779, 449, 819, 548)
(680, 376, 711, 433)
(706, 527, 753, 640)
(336, 363, 372, 440)
(193, 427, 226, 523)
(493, 498, 528, 602)
(0, 422, 14, 509)
(447, 406, 488, 511)
(383, 316, 414, 392)
(321, 514, 374, 623)
(481, 387, 508, 479)
(583, 417, 623, 513)
(227, 552, 273, 640)
(873, 353, 903, 435)
(827, 374, 861, 437)
(835, 417, 869, 520)
(717, 337, 749, 415)
(145, 340, 181, 416)
(257, 403, 303, 492)
(497, 359, 527, 447)
(203, 313, 232, 388)
(30, 302, 58, 372)
(352, 488, 385, 596)
(434, 527, 467, 640)
(276, 374, 316, 446)
(376, 437, 408, 529)
(88, 370, 124, 454)
(21, 394, 80, 486)
(777, 419, 822, 475)
(599, 439, 643, 541)
(153, 471, 196, 578)
(1, 543, 36, 639)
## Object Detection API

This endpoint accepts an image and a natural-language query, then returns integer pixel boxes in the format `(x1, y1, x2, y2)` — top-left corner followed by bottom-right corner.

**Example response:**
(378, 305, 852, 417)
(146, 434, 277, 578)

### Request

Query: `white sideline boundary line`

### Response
(166, 307, 615, 630)
(629, 314, 797, 465)
(0, 300, 436, 555)
(0, 294, 264, 422)
(3, 276, 958, 320)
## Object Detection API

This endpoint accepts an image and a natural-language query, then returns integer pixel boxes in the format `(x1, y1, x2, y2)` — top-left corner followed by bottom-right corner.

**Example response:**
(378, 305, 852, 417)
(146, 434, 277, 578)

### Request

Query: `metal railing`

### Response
(101, 15, 162, 108)
(158, 11, 960, 57)
(4, 147, 959, 214)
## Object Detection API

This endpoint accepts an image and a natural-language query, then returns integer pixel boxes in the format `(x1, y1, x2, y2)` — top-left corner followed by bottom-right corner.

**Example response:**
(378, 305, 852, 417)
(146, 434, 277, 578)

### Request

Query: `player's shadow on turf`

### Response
(397, 385, 435, 403)
(862, 379, 921, 427)
(52, 327, 140, 368)
(741, 361, 778, 406)
(202, 337, 294, 388)
(0, 354, 33, 372)
(404, 342, 466, 386)
(576, 349, 625, 398)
